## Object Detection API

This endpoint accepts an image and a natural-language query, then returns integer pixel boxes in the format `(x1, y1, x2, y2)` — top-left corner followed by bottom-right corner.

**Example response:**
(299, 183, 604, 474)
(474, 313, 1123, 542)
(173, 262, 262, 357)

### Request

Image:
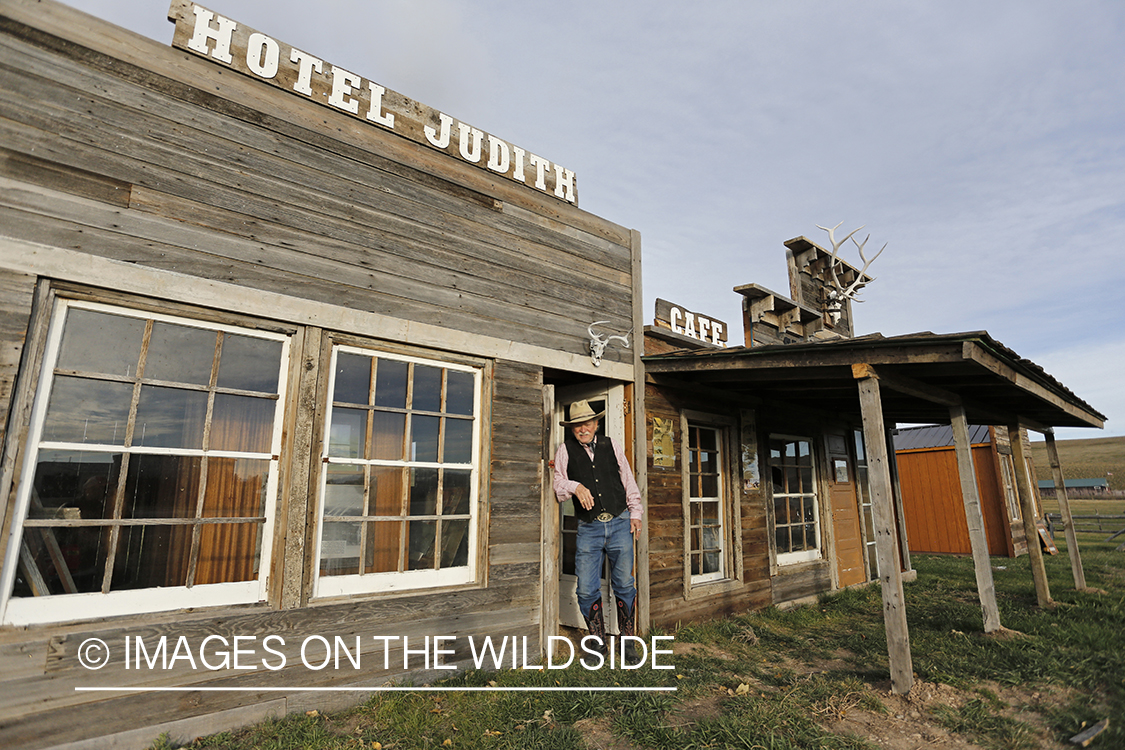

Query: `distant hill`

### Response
(1028, 434, 1125, 492)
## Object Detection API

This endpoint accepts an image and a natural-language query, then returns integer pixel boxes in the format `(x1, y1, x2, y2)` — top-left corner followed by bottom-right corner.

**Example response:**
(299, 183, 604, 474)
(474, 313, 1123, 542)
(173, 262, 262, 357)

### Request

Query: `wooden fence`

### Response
(1044, 513, 1125, 550)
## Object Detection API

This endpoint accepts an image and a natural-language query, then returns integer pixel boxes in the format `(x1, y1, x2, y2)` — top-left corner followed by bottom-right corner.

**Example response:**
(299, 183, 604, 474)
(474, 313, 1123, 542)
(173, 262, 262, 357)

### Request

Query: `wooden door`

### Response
(827, 434, 866, 588)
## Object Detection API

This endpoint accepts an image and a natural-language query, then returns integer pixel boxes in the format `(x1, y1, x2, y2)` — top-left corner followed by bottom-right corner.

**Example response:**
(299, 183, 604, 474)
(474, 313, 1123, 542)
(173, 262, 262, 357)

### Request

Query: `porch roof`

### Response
(642, 330, 1105, 430)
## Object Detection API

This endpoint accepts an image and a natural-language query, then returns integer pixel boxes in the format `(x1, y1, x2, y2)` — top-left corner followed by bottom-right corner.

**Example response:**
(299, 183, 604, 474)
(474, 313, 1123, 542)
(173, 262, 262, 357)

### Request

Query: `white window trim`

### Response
(681, 411, 742, 595)
(0, 299, 291, 625)
(311, 345, 483, 599)
(770, 433, 822, 567)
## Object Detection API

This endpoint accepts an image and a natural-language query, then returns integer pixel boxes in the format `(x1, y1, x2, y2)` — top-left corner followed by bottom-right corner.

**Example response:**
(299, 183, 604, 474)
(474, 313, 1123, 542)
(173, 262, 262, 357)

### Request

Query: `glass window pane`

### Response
(365, 520, 403, 573)
(371, 411, 405, 460)
(211, 394, 275, 453)
(204, 458, 269, 518)
(799, 466, 813, 492)
(374, 359, 407, 408)
(196, 522, 262, 584)
(407, 520, 436, 570)
(320, 520, 361, 576)
(412, 365, 442, 412)
(410, 468, 438, 515)
(700, 450, 717, 474)
(216, 334, 282, 394)
(41, 377, 133, 445)
(371, 466, 405, 516)
(773, 496, 789, 524)
(445, 370, 474, 415)
(440, 519, 469, 568)
(57, 308, 144, 377)
(442, 469, 471, 515)
(698, 429, 716, 451)
(802, 497, 816, 522)
(323, 464, 364, 517)
(689, 427, 698, 450)
(122, 454, 201, 519)
(12, 524, 110, 596)
(776, 526, 791, 553)
(443, 418, 473, 464)
(701, 474, 718, 497)
(333, 352, 371, 405)
(134, 385, 207, 449)
(411, 415, 440, 462)
(30, 450, 117, 521)
(110, 524, 193, 590)
(328, 408, 366, 459)
(703, 551, 720, 574)
(785, 466, 799, 494)
(145, 322, 215, 385)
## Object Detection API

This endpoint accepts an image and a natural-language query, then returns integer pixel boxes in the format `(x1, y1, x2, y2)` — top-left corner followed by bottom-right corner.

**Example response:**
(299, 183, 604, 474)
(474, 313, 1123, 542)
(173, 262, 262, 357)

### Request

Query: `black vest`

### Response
(563, 436, 627, 522)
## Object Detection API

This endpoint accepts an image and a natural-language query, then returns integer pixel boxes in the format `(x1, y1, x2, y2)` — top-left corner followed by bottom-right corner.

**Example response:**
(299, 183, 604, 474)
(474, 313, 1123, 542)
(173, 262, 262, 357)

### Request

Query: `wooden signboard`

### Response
(653, 298, 728, 346)
(167, 1, 577, 204)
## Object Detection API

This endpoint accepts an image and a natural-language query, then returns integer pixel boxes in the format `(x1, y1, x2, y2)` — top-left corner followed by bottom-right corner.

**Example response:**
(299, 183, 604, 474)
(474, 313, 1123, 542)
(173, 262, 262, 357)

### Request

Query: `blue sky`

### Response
(61, 1, 1125, 439)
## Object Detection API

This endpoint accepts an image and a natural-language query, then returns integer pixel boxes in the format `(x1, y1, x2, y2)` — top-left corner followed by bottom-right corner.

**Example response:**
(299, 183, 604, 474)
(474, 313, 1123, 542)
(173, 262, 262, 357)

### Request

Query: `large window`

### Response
(770, 436, 821, 564)
(687, 423, 725, 583)
(314, 346, 482, 597)
(0, 301, 290, 625)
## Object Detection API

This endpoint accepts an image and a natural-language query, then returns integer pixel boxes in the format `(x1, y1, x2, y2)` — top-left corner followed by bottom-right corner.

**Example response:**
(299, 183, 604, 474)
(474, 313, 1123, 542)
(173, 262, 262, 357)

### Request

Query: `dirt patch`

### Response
(574, 717, 637, 750)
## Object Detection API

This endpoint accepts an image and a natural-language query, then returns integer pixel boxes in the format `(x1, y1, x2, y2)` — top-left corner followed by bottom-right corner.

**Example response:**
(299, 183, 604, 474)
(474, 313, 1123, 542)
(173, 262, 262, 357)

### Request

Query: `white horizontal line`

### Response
(76, 686, 676, 693)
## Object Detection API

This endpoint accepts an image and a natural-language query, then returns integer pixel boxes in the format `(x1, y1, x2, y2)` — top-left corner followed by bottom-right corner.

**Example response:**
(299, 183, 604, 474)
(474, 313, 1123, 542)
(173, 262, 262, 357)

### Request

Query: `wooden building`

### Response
(893, 424, 1037, 558)
(0, 2, 644, 747)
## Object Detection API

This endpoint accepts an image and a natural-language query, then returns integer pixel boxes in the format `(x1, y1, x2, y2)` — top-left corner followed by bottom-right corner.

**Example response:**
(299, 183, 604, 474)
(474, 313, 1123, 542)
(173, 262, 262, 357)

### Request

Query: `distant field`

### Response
(1029, 433, 1125, 492)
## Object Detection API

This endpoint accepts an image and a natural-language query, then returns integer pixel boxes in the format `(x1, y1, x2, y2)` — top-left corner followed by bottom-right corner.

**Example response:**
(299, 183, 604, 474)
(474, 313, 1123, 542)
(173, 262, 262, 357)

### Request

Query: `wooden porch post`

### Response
(1044, 428, 1086, 590)
(1008, 424, 1053, 607)
(949, 405, 1002, 632)
(540, 384, 560, 659)
(854, 366, 913, 694)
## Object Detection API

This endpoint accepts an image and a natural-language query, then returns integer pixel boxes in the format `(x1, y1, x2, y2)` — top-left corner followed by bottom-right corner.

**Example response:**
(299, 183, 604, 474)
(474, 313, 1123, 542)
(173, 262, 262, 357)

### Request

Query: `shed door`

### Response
(827, 433, 866, 588)
(552, 382, 625, 630)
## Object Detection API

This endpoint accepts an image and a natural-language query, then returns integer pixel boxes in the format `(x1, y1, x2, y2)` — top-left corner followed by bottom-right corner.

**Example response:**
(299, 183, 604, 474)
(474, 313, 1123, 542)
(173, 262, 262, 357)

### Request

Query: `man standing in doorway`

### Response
(552, 399, 643, 656)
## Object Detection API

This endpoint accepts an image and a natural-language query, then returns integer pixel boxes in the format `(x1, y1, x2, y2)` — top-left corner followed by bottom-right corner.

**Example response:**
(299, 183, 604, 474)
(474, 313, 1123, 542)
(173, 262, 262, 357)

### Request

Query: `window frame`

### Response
(680, 410, 742, 596)
(311, 342, 486, 599)
(769, 434, 822, 566)
(0, 298, 292, 626)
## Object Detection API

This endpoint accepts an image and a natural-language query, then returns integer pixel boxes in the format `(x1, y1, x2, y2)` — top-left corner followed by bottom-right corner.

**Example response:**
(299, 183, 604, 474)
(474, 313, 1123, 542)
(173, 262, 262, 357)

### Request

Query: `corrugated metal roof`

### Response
(892, 424, 992, 451)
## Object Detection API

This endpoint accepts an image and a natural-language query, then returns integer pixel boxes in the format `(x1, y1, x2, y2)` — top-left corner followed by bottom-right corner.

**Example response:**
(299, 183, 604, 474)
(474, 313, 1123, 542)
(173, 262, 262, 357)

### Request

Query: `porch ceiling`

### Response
(642, 331, 1106, 430)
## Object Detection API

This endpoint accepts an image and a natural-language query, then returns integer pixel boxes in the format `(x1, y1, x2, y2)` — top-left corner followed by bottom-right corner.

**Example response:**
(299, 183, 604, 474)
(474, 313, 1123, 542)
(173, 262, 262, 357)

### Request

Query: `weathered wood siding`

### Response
(0, 269, 34, 447)
(644, 382, 770, 628)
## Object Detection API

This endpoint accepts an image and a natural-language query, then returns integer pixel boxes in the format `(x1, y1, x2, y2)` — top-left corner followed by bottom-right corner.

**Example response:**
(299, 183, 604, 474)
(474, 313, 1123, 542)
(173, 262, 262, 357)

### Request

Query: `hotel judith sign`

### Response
(168, 2, 578, 204)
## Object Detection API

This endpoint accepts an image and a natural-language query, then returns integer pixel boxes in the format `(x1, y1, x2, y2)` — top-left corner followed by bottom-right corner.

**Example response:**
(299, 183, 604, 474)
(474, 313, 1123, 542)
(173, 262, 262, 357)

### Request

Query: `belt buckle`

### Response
(595, 512, 614, 522)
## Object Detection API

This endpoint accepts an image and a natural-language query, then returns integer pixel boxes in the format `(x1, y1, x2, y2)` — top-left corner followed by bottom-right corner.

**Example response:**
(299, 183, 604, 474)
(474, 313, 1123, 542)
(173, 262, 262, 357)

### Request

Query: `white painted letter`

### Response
(187, 6, 236, 63)
(554, 164, 575, 202)
(670, 307, 684, 335)
(425, 112, 453, 148)
(486, 135, 510, 174)
(290, 48, 323, 95)
(366, 83, 395, 128)
(329, 66, 361, 114)
(684, 311, 698, 339)
(245, 33, 279, 78)
(711, 321, 724, 345)
(698, 317, 711, 342)
(458, 122, 484, 163)
(511, 146, 526, 182)
(528, 153, 550, 191)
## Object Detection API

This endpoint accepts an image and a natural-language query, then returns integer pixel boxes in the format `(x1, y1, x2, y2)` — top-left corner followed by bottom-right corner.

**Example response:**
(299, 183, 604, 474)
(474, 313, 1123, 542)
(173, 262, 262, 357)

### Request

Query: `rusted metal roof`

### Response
(892, 424, 992, 451)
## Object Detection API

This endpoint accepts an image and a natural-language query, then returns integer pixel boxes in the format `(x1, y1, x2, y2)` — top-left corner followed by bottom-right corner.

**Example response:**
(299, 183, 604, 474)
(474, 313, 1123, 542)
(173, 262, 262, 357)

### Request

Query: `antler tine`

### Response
(588, 320, 611, 339)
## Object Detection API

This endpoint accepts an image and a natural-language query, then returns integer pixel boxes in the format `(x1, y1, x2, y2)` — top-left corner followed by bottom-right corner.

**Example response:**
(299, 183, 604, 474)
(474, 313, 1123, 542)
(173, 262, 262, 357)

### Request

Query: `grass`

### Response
(152, 540, 1124, 750)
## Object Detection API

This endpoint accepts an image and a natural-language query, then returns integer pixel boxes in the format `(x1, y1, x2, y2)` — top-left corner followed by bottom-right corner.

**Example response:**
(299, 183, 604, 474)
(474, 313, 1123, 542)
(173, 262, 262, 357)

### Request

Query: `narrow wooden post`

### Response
(1044, 428, 1086, 590)
(1008, 424, 1053, 607)
(854, 366, 913, 694)
(949, 405, 1001, 632)
(540, 384, 560, 659)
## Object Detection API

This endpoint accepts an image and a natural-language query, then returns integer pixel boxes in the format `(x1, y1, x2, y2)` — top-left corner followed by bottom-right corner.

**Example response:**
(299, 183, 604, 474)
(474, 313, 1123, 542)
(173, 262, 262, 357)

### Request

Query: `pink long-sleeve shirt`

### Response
(552, 437, 643, 520)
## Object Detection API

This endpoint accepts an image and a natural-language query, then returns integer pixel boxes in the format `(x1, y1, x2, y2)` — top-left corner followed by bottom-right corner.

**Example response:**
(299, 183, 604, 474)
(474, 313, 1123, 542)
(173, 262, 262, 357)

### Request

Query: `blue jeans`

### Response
(575, 511, 636, 618)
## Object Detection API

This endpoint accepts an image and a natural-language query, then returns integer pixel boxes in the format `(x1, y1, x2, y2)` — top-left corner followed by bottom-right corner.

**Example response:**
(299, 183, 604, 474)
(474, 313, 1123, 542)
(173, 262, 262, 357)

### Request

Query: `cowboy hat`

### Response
(560, 399, 604, 425)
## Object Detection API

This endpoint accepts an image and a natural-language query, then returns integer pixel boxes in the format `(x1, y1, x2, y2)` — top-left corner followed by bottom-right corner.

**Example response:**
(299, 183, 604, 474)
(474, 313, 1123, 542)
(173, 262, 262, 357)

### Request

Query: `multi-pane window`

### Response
(315, 346, 481, 596)
(1, 301, 289, 625)
(854, 430, 878, 578)
(687, 424, 724, 583)
(770, 436, 820, 564)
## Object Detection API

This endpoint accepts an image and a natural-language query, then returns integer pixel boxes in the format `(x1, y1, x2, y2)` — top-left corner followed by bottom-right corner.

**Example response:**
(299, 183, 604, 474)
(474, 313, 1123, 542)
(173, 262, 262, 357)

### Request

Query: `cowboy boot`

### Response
(582, 600, 607, 655)
(615, 597, 640, 663)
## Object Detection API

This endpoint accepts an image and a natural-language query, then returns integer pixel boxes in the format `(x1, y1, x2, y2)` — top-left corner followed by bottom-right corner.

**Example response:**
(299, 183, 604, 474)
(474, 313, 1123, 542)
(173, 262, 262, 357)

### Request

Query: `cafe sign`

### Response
(168, 2, 578, 204)
(654, 298, 727, 347)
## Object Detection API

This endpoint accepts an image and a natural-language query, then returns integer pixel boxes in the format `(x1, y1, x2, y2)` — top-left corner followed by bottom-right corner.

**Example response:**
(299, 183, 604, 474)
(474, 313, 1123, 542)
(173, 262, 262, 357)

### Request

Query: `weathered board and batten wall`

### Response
(0, 1, 639, 748)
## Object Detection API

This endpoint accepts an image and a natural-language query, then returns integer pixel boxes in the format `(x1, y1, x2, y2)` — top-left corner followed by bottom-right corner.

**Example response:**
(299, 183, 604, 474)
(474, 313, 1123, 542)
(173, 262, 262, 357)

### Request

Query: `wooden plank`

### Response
(1044, 429, 1086, 590)
(950, 404, 1001, 632)
(539, 383, 559, 660)
(856, 373, 914, 694)
(1009, 424, 1053, 607)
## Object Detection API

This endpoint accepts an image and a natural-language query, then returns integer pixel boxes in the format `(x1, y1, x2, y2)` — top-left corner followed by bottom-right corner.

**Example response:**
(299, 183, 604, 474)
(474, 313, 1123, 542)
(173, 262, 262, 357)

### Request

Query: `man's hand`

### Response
(574, 484, 595, 511)
(630, 518, 642, 536)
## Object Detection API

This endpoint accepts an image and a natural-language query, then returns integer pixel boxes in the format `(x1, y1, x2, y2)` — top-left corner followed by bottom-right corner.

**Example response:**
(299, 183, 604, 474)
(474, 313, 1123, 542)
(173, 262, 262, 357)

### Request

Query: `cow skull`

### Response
(816, 222, 886, 324)
(588, 321, 630, 367)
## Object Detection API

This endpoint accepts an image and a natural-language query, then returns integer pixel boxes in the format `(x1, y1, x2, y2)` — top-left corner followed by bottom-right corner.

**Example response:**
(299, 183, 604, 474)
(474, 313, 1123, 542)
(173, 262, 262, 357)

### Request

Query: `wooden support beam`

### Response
(631, 228, 650, 633)
(1044, 428, 1086, 590)
(540, 384, 560, 659)
(853, 363, 961, 407)
(856, 370, 914, 694)
(950, 404, 1002, 632)
(1009, 424, 1053, 607)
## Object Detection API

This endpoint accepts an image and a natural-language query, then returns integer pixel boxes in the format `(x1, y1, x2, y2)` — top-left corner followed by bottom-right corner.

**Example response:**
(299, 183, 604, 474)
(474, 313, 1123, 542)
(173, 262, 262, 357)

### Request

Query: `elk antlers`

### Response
(816, 221, 885, 304)
(588, 321, 631, 367)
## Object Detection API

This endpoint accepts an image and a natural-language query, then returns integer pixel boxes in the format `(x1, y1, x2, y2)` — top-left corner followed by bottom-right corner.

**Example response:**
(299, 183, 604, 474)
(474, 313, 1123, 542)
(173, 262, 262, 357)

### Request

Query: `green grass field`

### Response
(1030, 434, 1125, 492)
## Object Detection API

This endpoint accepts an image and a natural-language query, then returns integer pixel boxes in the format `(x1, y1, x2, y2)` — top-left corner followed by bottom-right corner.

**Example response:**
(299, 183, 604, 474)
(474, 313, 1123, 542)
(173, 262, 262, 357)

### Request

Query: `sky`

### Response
(59, 0, 1125, 440)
